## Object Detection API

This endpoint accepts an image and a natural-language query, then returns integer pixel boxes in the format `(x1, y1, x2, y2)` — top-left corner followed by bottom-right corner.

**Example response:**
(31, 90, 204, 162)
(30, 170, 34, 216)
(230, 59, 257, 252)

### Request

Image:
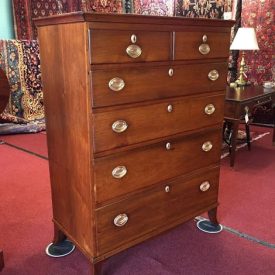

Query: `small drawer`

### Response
(93, 93, 225, 153)
(89, 30, 170, 64)
(240, 95, 273, 118)
(253, 96, 273, 106)
(175, 31, 231, 60)
(95, 167, 220, 254)
(94, 128, 222, 203)
(91, 63, 228, 107)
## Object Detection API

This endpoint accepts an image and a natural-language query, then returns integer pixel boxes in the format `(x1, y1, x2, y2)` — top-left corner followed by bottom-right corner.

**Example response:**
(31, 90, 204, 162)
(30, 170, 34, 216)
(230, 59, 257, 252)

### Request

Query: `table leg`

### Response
(273, 103, 275, 146)
(230, 120, 240, 167)
(0, 250, 4, 271)
(245, 122, 251, 150)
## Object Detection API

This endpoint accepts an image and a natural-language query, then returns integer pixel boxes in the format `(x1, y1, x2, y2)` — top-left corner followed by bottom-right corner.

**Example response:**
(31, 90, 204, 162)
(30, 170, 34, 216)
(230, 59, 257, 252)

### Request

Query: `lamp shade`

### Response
(230, 28, 259, 50)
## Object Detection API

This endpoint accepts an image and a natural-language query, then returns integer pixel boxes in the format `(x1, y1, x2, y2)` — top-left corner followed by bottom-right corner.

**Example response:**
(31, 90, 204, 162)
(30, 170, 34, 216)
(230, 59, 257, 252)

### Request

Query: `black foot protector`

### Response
(197, 220, 223, 234)
(45, 239, 75, 257)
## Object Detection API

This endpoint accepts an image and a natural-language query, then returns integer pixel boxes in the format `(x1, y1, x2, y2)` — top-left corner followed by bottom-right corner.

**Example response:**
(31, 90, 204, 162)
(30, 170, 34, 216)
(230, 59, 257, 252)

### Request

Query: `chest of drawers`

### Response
(36, 13, 234, 274)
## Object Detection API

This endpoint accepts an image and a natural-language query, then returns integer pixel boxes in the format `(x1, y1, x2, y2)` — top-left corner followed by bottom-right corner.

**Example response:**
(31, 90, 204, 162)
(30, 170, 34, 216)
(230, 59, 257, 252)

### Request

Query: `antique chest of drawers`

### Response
(36, 13, 234, 273)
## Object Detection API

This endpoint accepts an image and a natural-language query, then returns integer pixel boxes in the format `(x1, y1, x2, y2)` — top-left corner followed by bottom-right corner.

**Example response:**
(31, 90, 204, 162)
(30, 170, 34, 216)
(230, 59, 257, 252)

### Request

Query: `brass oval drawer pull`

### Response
(200, 181, 210, 192)
(199, 43, 210, 55)
(165, 185, 171, 193)
(208, 70, 219, 81)
(131, 34, 137, 43)
(108, 77, 125, 92)
(166, 142, 171, 150)
(202, 141, 213, 152)
(167, 104, 173, 112)
(112, 120, 128, 133)
(112, 166, 127, 179)
(168, 68, 174, 77)
(205, 104, 216, 115)
(126, 44, 142, 59)
(114, 213, 128, 227)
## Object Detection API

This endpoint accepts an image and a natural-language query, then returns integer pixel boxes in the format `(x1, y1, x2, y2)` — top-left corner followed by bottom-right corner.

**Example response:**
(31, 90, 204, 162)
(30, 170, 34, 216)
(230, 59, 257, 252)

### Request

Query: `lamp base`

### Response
(235, 79, 251, 86)
(230, 80, 251, 88)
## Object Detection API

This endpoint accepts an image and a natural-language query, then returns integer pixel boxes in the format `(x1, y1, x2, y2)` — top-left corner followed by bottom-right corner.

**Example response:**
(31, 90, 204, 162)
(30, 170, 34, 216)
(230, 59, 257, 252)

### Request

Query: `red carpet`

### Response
(0, 132, 48, 158)
(219, 126, 275, 243)
(0, 126, 275, 274)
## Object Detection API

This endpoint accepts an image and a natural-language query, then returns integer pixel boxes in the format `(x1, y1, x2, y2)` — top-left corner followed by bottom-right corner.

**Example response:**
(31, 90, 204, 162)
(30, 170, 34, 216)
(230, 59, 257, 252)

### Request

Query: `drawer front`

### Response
(94, 128, 221, 203)
(92, 63, 227, 107)
(90, 30, 170, 64)
(241, 95, 273, 118)
(175, 31, 231, 60)
(96, 167, 220, 254)
(93, 93, 224, 153)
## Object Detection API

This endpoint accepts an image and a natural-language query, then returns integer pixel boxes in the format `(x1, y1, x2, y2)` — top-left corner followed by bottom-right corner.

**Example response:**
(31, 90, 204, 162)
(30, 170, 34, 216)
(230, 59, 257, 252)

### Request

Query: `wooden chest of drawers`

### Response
(36, 13, 234, 274)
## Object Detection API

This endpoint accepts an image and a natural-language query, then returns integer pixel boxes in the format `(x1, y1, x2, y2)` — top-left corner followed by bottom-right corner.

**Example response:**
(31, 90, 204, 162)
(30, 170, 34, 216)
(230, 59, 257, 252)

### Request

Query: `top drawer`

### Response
(89, 30, 170, 64)
(175, 31, 231, 60)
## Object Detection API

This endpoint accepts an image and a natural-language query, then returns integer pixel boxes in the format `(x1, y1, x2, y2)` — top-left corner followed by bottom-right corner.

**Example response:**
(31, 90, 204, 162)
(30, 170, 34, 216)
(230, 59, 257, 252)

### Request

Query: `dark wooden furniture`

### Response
(0, 250, 4, 271)
(0, 68, 10, 114)
(36, 13, 234, 274)
(224, 85, 275, 166)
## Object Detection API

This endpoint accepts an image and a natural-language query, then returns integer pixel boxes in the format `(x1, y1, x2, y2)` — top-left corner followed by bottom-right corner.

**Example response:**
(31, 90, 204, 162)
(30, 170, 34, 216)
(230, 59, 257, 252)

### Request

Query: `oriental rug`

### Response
(0, 40, 43, 124)
(12, 0, 123, 40)
(133, 0, 174, 16)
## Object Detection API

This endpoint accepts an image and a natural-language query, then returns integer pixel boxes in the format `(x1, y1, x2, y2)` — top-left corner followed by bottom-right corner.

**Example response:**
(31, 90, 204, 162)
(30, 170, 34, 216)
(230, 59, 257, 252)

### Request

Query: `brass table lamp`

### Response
(230, 28, 259, 86)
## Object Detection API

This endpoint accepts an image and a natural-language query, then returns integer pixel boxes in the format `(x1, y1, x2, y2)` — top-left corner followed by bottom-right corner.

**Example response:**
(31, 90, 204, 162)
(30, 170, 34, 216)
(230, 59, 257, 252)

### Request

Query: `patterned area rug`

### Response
(175, 0, 225, 18)
(133, 0, 175, 16)
(12, 0, 123, 40)
(221, 130, 270, 159)
(0, 40, 43, 124)
(0, 119, 45, 135)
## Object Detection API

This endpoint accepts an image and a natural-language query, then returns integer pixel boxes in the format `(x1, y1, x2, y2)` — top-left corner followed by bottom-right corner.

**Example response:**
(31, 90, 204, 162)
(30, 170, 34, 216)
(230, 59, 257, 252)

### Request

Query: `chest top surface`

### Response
(226, 86, 275, 102)
(34, 12, 235, 28)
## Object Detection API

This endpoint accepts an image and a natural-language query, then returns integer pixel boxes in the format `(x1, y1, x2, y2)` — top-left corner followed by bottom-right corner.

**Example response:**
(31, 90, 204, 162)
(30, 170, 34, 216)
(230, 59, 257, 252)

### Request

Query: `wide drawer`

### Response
(89, 30, 170, 64)
(95, 166, 220, 254)
(93, 93, 224, 153)
(240, 95, 274, 119)
(94, 127, 221, 203)
(175, 31, 231, 60)
(91, 63, 227, 107)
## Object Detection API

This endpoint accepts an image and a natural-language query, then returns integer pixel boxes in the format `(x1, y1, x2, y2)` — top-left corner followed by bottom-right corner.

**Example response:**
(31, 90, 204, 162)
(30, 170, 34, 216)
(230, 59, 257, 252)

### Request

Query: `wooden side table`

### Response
(224, 85, 275, 166)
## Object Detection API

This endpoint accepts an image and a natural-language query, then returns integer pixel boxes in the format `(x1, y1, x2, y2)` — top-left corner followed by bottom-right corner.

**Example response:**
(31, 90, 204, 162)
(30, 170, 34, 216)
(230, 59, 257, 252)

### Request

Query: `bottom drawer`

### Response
(96, 166, 220, 254)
